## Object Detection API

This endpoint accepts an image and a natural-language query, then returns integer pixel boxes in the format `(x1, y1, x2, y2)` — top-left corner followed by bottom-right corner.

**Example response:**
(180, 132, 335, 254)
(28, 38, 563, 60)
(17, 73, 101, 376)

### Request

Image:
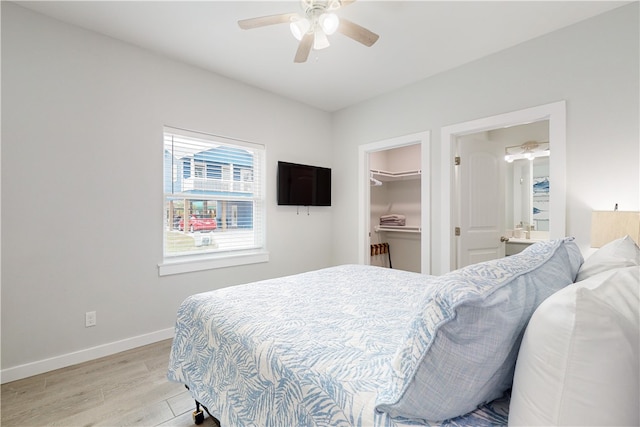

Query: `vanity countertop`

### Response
(505, 238, 546, 255)
(508, 238, 546, 244)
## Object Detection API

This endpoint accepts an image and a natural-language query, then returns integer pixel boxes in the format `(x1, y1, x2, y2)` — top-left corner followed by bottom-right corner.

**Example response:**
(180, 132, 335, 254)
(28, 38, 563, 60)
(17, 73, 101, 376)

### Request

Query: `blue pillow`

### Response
(376, 238, 583, 422)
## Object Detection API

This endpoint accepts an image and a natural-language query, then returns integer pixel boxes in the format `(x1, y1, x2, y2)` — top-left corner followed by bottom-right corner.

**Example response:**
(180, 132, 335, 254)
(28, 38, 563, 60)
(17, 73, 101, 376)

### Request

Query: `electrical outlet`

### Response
(85, 311, 97, 327)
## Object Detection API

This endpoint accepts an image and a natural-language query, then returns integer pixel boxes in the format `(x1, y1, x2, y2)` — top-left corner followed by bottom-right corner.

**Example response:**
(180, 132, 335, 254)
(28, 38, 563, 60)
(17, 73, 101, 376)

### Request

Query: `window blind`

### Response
(162, 127, 266, 262)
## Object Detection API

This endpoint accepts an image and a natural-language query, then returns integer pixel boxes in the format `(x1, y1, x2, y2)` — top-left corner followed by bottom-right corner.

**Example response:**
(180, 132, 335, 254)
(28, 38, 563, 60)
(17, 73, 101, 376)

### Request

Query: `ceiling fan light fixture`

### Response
(239, 0, 379, 63)
(313, 28, 330, 50)
(290, 18, 310, 40)
(319, 12, 339, 35)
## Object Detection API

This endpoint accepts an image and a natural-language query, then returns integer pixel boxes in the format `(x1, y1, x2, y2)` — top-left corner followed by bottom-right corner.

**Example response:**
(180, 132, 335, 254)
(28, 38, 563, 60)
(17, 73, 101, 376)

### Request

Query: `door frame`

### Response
(440, 101, 566, 274)
(358, 131, 431, 273)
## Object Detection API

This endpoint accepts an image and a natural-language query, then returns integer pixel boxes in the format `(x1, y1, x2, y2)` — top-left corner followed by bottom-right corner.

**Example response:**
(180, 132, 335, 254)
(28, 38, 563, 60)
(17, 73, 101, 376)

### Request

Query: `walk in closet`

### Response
(369, 144, 421, 272)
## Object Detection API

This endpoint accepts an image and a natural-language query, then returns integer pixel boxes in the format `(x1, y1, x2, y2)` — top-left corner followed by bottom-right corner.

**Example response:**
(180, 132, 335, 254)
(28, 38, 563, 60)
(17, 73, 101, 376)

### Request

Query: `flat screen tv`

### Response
(277, 161, 331, 206)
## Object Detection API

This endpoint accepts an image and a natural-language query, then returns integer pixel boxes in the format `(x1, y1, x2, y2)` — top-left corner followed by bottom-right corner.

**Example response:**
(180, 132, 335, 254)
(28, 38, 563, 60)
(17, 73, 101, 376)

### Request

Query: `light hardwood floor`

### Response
(1, 339, 219, 427)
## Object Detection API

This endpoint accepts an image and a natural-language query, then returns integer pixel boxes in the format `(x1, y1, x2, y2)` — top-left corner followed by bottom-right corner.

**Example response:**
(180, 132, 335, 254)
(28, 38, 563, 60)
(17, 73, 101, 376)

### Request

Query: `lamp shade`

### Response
(290, 18, 310, 40)
(319, 13, 339, 35)
(313, 28, 330, 50)
(591, 211, 640, 247)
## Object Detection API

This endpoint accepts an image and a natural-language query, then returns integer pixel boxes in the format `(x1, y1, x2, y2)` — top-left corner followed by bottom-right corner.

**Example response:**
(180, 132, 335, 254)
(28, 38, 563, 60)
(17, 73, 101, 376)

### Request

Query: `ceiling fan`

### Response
(238, 0, 379, 63)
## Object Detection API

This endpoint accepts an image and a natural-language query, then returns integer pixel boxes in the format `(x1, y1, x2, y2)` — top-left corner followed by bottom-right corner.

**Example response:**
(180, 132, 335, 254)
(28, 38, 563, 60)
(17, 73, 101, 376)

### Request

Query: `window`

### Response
(160, 127, 267, 275)
(193, 162, 206, 178)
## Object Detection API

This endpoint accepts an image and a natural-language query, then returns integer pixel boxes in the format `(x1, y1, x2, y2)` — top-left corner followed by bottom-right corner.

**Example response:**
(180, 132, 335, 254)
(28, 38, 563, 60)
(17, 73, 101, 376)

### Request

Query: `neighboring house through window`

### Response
(159, 127, 268, 275)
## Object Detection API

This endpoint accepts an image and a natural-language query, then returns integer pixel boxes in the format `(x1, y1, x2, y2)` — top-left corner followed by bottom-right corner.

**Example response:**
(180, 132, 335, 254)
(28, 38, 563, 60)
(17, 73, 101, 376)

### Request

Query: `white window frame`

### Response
(159, 127, 268, 276)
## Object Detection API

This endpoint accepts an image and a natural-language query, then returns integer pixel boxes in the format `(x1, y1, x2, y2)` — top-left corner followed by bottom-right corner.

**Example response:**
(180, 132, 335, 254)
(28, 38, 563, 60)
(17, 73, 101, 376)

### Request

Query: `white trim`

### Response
(163, 125, 265, 153)
(159, 250, 269, 276)
(0, 328, 175, 384)
(439, 101, 566, 274)
(358, 131, 431, 274)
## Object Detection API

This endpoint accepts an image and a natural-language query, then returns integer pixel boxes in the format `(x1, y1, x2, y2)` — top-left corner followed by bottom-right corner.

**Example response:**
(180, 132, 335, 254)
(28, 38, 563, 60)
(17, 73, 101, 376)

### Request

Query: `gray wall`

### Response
(331, 3, 639, 272)
(1, 3, 333, 376)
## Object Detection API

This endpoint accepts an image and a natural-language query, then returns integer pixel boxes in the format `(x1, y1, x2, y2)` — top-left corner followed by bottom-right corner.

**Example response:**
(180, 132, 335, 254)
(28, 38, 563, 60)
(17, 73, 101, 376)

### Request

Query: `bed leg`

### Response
(184, 385, 205, 425)
(185, 385, 218, 426)
(192, 400, 205, 425)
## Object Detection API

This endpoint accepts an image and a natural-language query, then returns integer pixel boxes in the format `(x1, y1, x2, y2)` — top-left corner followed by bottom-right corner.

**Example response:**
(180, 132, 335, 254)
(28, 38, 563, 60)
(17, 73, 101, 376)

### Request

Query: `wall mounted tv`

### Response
(277, 161, 331, 206)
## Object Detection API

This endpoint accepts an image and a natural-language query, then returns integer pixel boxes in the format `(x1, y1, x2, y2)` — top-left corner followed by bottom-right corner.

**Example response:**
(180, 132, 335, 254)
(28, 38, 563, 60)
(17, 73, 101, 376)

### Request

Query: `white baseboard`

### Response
(0, 327, 175, 384)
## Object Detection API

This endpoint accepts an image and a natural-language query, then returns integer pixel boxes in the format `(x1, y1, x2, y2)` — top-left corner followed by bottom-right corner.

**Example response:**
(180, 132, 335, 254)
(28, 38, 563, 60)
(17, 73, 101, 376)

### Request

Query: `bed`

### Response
(168, 236, 639, 426)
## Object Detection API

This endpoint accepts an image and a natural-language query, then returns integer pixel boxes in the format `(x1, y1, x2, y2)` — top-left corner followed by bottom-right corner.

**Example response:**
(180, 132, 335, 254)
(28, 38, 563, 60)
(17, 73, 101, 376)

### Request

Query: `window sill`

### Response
(158, 250, 269, 276)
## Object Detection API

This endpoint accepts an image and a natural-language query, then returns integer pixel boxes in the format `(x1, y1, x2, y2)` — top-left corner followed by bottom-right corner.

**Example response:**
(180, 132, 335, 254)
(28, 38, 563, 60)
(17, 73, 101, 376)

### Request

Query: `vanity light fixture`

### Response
(504, 141, 550, 163)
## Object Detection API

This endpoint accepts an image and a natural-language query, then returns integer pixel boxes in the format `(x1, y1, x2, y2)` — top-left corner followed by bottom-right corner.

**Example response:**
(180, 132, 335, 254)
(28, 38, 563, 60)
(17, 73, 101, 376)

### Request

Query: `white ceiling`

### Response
(15, 1, 628, 112)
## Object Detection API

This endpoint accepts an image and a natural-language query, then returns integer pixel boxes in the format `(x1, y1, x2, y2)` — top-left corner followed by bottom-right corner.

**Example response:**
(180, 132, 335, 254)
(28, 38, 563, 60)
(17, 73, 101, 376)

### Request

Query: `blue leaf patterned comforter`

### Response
(168, 265, 509, 426)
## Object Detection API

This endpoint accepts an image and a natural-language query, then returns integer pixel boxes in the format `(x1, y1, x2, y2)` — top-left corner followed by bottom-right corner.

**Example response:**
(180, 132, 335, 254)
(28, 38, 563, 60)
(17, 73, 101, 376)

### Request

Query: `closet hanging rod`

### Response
(374, 225, 421, 233)
(370, 169, 421, 178)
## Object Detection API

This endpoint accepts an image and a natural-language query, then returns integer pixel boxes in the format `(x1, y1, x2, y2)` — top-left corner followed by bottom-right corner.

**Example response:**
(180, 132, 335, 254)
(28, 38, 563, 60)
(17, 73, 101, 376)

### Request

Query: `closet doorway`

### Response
(358, 131, 430, 273)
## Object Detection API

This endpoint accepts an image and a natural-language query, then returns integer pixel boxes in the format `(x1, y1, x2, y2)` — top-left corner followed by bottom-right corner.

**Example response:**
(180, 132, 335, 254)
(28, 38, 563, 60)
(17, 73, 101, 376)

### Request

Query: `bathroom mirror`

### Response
(506, 155, 550, 239)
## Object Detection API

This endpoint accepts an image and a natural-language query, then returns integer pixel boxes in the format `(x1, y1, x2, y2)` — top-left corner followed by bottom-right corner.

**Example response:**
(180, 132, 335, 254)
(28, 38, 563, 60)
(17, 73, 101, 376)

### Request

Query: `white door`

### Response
(456, 138, 506, 268)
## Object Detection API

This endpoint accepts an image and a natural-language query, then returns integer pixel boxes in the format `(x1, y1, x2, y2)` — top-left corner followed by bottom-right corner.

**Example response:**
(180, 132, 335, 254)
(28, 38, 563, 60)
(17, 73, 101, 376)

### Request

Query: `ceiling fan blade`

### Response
(238, 13, 298, 30)
(328, 0, 356, 10)
(294, 33, 314, 63)
(338, 0, 357, 8)
(337, 18, 379, 47)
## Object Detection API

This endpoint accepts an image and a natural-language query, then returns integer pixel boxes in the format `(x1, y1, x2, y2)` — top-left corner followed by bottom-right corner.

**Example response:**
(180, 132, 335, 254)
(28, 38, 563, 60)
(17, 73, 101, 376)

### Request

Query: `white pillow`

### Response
(509, 266, 640, 426)
(576, 235, 640, 281)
